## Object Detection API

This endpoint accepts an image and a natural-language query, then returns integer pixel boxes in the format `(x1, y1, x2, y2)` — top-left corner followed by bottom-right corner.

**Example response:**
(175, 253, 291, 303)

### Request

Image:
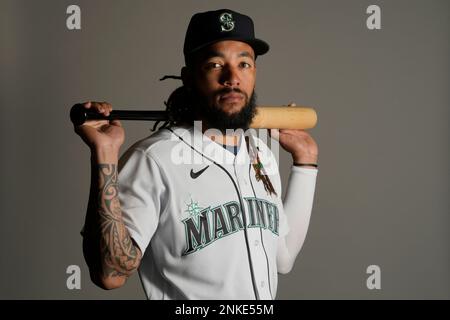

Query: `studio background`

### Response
(1, 0, 449, 299)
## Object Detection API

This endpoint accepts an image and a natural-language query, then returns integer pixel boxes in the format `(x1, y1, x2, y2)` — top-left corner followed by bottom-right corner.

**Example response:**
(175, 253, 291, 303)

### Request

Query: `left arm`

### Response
(272, 104, 319, 274)
(277, 166, 318, 274)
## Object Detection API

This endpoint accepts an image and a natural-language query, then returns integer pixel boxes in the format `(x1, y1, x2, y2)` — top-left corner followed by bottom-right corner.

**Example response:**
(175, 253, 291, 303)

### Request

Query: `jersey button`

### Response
(254, 240, 259, 246)
(260, 281, 265, 288)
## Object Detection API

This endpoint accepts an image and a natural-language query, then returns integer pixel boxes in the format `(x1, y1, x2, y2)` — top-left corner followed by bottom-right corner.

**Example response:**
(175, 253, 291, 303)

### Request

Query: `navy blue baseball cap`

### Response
(183, 9, 269, 65)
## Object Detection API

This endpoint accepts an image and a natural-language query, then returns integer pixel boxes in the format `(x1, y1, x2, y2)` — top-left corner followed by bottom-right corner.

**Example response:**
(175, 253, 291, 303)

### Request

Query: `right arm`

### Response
(75, 102, 142, 289)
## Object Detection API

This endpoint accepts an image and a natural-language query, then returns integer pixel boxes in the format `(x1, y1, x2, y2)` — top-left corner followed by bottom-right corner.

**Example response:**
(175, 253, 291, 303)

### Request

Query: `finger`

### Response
(99, 102, 109, 115)
(101, 102, 112, 111)
(280, 128, 305, 133)
(90, 101, 103, 112)
(92, 102, 109, 116)
(280, 129, 308, 136)
(100, 102, 112, 116)
(83, 101, 92, 109)
(84, 119, 110, 128)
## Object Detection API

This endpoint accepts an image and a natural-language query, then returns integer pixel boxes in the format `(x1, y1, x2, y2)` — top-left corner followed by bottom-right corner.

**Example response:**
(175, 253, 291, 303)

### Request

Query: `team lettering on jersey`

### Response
(182, 197, 280, 255)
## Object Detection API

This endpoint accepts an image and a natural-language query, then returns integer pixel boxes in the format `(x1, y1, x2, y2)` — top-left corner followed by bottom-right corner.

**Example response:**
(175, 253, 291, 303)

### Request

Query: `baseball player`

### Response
(74, 9, 319, 300)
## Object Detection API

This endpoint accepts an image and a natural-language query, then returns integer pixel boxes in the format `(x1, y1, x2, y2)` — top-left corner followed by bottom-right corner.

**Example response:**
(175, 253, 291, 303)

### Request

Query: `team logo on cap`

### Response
(219, 12, 235, 32)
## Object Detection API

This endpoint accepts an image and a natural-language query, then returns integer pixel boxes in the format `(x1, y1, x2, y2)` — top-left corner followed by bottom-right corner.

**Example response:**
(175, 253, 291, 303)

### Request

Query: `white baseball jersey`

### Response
(118, 124, 317, 300)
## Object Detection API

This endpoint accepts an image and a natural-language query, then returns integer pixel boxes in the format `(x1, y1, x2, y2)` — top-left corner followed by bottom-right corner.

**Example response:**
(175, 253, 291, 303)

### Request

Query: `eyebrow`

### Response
(201, 50, 255, 61)
(238, 51, 255, 59)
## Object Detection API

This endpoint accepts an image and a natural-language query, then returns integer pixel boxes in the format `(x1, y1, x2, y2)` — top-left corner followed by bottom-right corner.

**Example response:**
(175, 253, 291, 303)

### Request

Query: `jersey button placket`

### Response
(236, 148, 270, 299)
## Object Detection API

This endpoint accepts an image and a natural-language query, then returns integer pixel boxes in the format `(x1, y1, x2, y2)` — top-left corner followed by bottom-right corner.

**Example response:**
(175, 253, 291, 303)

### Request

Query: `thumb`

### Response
(110, 119, 123, 127)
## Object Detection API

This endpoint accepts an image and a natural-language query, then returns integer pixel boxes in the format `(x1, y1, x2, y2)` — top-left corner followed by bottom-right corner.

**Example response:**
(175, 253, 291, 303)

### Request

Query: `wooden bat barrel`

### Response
(251, 106, 317, 129)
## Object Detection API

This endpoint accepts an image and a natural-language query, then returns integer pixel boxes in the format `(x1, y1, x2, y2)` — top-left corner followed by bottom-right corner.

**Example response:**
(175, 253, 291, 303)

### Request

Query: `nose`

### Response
(220, 65, 240, 87)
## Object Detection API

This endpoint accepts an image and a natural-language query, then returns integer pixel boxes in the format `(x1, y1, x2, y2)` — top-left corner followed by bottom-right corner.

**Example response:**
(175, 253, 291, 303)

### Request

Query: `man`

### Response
(74, 9, 318, 300)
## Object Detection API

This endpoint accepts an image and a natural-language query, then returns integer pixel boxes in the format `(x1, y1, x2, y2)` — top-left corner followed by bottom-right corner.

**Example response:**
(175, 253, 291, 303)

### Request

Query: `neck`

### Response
(200, 121, 241, 146)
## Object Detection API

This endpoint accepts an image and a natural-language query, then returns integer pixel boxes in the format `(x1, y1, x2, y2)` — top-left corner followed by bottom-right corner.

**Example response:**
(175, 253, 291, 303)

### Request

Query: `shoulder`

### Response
(119, 125, 193, 168)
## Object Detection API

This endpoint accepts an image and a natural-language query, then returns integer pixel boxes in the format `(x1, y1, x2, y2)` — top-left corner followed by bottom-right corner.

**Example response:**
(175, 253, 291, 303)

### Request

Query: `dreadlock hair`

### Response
(152, 80, 196, 131)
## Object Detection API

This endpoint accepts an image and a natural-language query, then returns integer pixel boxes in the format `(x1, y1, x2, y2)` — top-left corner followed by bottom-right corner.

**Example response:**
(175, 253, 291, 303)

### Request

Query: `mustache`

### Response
(214, 87, 248, 99)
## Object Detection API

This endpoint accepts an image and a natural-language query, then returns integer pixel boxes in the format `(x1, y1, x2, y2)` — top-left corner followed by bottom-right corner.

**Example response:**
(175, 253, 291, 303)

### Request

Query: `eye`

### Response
(240, 61, 252, 68)
(204, 62, 222, 70)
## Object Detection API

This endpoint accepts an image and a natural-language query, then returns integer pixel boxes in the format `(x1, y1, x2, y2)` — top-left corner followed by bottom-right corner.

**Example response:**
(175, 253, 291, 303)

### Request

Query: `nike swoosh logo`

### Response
(190, 165, 209, 179)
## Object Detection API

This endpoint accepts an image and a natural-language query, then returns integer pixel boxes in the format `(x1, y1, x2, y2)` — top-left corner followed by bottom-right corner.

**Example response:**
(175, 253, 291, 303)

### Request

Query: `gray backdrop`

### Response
(1, 0, 449, 299)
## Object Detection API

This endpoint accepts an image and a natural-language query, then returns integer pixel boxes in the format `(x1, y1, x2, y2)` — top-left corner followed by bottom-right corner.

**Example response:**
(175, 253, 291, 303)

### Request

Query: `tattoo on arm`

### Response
(97, 164, 141, 278)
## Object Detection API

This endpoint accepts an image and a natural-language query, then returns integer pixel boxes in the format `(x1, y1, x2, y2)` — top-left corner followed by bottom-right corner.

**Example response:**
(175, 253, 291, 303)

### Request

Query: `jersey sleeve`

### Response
(271, 167, 290, 238)
(118, 148, 167, 254)
(277, 166, 318, 273)
(277, 201, 290, 238)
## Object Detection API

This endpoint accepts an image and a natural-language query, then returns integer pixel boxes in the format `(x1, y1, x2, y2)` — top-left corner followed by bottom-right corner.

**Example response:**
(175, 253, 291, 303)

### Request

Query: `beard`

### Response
(191, 87, 257, 133)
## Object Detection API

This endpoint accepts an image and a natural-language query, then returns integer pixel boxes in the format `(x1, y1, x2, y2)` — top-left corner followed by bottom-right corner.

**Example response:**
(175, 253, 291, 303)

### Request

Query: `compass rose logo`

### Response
(185, 198, 204, 218)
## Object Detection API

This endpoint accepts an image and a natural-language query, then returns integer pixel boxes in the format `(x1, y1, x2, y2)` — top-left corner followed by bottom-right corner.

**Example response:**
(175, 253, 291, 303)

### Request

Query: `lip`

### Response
(219, 93, 244, 102)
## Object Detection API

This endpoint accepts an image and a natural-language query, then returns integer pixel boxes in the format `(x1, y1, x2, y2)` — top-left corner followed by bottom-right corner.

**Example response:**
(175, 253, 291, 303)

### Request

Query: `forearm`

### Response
(277, 166, 318, 273)
(83, 150, 141, 288)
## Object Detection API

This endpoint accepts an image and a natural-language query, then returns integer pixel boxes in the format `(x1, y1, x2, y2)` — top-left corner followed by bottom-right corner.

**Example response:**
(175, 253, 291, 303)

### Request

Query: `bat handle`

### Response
(69, 104, 106, 126)
(69, 104, 169, 125)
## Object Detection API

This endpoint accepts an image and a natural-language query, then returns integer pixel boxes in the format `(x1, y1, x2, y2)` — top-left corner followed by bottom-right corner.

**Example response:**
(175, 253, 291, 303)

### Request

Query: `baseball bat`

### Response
(70, 103, 317, 129)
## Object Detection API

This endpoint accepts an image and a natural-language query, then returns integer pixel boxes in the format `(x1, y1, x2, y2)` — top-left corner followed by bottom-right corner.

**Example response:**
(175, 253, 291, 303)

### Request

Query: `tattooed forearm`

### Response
(84, 163, 141, 282)
(97, 164, 141, 278)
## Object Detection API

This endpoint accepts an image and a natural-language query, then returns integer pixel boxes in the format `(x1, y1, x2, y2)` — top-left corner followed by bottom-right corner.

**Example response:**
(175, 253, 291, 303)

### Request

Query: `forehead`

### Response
(196, 40, 255, 61)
